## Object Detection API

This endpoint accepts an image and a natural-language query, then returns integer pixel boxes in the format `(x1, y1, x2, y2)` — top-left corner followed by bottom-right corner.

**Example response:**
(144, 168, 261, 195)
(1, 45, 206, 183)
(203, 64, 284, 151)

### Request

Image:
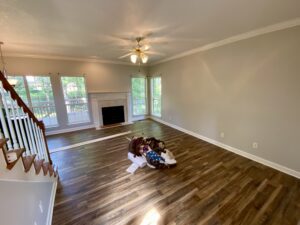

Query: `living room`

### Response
(0, 1, 299, 224)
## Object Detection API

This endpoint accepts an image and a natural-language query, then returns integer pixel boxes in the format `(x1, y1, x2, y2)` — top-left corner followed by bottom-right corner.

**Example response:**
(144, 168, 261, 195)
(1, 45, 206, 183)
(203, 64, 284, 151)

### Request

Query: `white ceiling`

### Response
(1, 0, 300, 64)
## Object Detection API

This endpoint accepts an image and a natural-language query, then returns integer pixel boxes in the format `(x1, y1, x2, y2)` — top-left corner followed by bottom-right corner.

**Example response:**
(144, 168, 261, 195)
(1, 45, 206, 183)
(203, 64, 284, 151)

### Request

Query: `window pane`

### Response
(61, 76, 90, 124)
(26, 76, 58, 127)
(8, 76, 29, 105)
(151, 77, 161, 117)
(132, 77, 146, 116)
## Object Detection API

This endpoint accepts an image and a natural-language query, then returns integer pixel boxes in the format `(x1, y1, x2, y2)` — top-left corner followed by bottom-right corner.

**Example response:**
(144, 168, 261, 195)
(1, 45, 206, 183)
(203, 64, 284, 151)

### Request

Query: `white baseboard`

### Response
(150, 117, 300, 179)
(46, 179, 58, 225)
(46, 125, 95, 136)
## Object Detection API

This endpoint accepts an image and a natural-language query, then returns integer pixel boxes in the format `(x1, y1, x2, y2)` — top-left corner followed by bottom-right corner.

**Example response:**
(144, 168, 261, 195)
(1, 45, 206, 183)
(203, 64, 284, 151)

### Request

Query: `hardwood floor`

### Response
(47, 125, 130, 151)
(49, 120, 300, 225)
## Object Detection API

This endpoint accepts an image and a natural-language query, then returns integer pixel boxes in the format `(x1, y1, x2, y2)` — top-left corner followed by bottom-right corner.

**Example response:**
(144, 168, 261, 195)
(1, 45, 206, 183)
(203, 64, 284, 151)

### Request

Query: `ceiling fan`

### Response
(118, 36, 164, 64)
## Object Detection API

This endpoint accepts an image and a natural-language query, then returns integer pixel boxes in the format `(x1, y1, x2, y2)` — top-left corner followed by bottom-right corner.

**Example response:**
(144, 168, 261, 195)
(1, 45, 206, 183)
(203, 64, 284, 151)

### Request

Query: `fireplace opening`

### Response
(102, 106, 125, 126)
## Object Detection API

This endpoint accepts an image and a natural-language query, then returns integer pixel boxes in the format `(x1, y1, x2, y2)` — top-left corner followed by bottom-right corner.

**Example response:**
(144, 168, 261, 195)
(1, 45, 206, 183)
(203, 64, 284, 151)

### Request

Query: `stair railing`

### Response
(0, 70, 52, 164)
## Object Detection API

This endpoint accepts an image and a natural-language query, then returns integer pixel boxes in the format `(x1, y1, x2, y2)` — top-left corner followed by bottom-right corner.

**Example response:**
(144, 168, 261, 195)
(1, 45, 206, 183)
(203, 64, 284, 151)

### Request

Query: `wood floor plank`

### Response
(49, 119, 300, 225)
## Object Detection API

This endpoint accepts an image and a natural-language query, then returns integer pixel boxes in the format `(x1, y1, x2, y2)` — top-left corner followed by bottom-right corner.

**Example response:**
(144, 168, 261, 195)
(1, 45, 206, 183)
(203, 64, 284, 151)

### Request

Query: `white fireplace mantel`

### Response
(89, 92, 132, 129)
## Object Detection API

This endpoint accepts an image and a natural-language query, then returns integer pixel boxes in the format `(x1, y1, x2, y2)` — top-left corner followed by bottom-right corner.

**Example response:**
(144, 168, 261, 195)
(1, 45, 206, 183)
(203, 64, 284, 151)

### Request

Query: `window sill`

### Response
(67, 120, 91, 126)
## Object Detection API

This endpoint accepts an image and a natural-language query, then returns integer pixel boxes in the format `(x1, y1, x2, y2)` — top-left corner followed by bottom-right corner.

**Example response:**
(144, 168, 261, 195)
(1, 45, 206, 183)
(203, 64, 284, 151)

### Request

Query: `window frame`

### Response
(59, 74, 91, 125)
(131, 75, 148, 116)
(25, 75, 59, 128)
(150, 76, 162, 118)
(8, 74, 59, 128)
(7, 75, 31, 106)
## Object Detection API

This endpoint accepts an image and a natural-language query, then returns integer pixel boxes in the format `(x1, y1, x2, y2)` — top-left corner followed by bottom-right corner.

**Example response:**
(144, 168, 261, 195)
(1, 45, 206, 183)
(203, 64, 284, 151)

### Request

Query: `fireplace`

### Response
(102, 106, 125, 126)
(89, 92, 132, 129)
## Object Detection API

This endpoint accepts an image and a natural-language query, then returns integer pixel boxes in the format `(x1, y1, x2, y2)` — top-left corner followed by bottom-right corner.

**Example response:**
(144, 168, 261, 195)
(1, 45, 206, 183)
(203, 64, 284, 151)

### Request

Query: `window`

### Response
(8, 75, 58, 128)
(131, 77, 147, 116)
(26, 76, 58, 127)
(151, 77, 161, 117)
(7, 76, 29, 105)
(61, 76, 90, 124)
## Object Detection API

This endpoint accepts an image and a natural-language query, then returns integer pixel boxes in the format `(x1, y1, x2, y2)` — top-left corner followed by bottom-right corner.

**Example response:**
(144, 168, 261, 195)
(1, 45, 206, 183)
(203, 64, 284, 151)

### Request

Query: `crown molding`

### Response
(152, 18, 300, 65)
(4, 53, 145, 66)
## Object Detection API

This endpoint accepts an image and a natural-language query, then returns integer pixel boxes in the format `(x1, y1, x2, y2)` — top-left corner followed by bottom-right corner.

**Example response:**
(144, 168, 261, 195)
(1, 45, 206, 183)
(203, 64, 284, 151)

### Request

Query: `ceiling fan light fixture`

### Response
(143, 45, 150, 51)
(141, 54, 148, 63)
(130, 54, 138, 63)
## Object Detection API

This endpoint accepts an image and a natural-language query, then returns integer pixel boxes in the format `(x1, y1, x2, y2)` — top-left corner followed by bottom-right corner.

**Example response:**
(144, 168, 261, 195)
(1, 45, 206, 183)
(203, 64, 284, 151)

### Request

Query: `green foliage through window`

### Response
(131, 77, 147, 116)
(61, 76, 90, 124)
(8, 75, 58, 127)
(26, 76, 58, 127)
(8, 76, 28, 104)
(151, 77, 161, 117)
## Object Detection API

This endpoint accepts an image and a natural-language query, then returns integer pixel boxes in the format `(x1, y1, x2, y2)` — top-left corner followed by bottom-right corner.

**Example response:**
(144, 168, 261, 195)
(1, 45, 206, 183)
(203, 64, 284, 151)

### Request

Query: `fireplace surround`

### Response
(89, 92, 132, 129)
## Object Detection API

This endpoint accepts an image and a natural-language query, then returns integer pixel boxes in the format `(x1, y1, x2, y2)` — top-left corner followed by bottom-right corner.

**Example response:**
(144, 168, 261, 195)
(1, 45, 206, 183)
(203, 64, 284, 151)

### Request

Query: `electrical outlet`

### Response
(252, 142, 258, 149)
(220, 132, 225, 138)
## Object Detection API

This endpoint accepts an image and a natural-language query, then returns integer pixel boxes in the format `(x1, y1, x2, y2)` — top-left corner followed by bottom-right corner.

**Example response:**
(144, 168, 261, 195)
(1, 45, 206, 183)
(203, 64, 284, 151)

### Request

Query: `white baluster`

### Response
(0, 128, 4, 138)
(36, 127, 44, 159)
(21, 108, 34, 155)
(8, 97, 24, 149)
(0, 96, 13, 149)
(0, 84, 19, 149)
(39, 128, 49, 162)
(32, 122, 42, 159)
(15, 105, 30, 155)
(27, 116, 37, 157)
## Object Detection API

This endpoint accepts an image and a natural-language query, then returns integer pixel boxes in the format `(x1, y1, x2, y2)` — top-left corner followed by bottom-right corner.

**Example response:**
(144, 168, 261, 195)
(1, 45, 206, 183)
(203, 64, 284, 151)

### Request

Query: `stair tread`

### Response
(51, 164, 58, 177)
(49, 164, 58, 177)
(34, 159, 45, 174)
(5, 148, 25, 170)
(22, 155, 37, 172)
(42, 162, 50, 176)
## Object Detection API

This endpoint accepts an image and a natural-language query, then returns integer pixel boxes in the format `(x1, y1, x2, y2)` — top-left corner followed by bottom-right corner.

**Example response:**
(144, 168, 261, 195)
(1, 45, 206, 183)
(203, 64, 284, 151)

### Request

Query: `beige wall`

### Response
(149, 26, 300, 172)
(5, 57, 147, 132)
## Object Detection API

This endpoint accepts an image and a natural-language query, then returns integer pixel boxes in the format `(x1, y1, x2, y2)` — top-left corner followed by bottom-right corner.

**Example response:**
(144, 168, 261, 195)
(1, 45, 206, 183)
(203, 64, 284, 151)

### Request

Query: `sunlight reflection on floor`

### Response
(140, 208, 160, 225)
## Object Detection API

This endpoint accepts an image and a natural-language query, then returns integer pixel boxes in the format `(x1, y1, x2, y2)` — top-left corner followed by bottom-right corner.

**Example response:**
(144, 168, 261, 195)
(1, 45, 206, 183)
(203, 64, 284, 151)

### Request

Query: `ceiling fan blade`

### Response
(118, 52, 132, 59)
(140, 44, 150, 51)
(146, 51, 165, 56)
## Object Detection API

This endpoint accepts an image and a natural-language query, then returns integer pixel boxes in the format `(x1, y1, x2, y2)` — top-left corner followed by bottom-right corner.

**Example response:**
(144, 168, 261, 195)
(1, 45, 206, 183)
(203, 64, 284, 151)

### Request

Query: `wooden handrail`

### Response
(0, 71, 52, 164)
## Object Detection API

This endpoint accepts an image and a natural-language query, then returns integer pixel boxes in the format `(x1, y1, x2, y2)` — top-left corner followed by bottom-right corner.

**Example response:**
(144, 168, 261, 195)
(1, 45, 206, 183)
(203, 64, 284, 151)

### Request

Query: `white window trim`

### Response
(150, 76, 162, 118)
(9, 74, 59, 128)
(59, 74, 91, 125)
(131, 75, 148, 117)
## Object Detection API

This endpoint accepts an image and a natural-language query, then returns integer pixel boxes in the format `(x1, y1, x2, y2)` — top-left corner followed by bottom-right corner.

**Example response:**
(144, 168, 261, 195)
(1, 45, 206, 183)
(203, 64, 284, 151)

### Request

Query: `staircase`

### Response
(0, 70, 57, 225)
